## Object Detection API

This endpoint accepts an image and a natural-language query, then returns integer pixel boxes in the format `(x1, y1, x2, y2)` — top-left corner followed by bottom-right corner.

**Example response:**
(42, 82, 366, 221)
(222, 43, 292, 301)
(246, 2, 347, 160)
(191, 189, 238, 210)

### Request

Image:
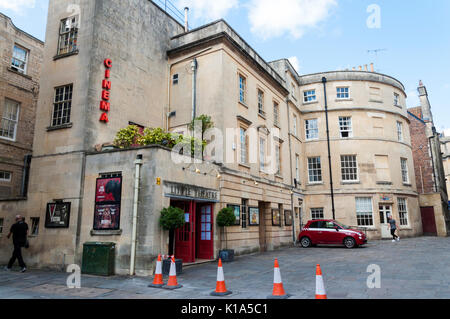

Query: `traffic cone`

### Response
(210, 258, 232, 296)
(315, 264, 327, 299)
(163, 256, 183, 289)
(148, 254, 164, 288)
(267, 259, 290, 299)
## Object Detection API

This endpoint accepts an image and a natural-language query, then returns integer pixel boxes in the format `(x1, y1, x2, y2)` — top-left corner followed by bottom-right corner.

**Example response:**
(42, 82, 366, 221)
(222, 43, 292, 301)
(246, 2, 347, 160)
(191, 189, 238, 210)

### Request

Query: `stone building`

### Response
(0, 13, 43, 199)
(408, 81, 449, 236)
(0, 0, 431, 275)
(441, 135, 450, 202)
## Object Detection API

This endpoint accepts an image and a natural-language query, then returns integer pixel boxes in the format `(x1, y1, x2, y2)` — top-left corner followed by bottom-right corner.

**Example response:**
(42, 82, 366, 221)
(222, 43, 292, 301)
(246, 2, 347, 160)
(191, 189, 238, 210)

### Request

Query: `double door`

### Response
(173, 201, 214, 263)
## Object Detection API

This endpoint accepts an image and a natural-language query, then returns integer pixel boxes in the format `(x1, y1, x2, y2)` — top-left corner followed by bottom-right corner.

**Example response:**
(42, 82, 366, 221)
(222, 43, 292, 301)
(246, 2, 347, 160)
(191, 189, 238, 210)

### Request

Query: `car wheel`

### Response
(300, 237, 312, 248)
(344, 237, 356, 249)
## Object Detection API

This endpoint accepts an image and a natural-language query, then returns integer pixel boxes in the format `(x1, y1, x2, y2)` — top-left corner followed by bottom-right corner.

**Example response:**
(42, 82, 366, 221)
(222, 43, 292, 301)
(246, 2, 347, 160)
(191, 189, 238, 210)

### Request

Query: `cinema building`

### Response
(0, 0, 423, 275)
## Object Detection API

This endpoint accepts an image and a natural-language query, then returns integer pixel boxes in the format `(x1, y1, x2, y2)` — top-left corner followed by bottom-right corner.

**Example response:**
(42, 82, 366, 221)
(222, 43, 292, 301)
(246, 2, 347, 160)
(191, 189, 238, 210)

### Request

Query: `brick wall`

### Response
(408, 111, 435, 194)
(0, 13, 43, 198)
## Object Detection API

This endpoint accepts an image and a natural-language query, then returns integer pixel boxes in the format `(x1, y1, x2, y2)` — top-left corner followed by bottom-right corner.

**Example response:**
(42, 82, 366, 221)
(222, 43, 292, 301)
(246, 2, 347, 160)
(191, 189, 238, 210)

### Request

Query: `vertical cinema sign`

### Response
(99, 58, 112, 123)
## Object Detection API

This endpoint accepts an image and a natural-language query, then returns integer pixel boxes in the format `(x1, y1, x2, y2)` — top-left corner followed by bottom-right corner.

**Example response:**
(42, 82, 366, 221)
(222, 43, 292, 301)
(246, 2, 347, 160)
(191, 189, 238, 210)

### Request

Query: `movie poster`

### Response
(45, 202, 71, 228)
(227, 204, 241, 225)
(94, 177, 122, 230)
(284, 210, 293, 226)
(93, 204, 121, 230)
(249, 207, 259, 226)
(95, 177, 122, 202)
(272, 209, 281, 226)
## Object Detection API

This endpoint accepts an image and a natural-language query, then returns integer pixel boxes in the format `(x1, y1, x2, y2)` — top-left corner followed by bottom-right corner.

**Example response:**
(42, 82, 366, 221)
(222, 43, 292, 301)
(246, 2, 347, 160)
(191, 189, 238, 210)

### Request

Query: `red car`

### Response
(298, 219, 367, 249)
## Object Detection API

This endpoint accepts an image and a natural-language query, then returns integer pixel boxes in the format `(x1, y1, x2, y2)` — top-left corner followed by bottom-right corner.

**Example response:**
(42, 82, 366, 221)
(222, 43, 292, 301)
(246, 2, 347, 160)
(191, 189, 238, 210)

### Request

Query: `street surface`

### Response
(1, 237, 449, 299)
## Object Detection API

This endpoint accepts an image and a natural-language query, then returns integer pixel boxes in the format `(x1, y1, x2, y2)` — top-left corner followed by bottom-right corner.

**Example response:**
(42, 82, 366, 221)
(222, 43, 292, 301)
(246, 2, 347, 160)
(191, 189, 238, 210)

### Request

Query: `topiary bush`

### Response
(217, 207, 236, 250)
(160, 206, 185, 256)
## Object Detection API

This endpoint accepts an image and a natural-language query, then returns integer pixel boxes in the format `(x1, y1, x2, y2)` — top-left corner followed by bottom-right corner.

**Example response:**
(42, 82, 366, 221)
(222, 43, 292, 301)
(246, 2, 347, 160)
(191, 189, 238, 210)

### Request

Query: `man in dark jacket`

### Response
(5, 215, 28, 272)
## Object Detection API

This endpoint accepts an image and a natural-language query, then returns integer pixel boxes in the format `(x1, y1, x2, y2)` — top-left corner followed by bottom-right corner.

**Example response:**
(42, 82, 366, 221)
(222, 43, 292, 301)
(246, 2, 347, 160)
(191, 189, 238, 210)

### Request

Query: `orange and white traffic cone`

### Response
(163, 256, 183, 289)
(267, 259, 290, 299)
(315, 264, 327, 299)
(210, 258, 232, 296)
(148, 254, 164, 288)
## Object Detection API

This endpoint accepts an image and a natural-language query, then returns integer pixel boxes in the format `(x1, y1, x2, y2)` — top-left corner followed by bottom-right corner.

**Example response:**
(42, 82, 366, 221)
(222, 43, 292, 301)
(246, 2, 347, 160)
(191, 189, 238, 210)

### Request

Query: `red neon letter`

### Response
(102, 90, 110, 100)
(99, 113, 109, 123)
(102, 80, 111, 90)
(105, 69, 110, 78)
(104, 59, 112, 68)
(100, 101, 110, 111)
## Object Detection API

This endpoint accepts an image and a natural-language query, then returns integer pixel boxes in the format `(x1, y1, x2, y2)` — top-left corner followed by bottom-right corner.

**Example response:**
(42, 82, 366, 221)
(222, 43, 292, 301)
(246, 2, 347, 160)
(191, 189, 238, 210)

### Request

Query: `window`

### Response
(0, 171, 12, 182)
(58, 16, 78, 55)
(398, 198, 408, 226)
(394, 93, 400, 107)
(397, 121, 403, 142)
(401, 158, 409, 184)
(52, 84, 73, 127)
(339, 116, 352, 138)
(311, 208, 324, 220)
(172, 74, 179, 85)
(356, 197, 373, 226)
(275, 144, 281, 175)
(0, 218, 3, 234)
(293, 114, 298, 136)
(0, 99, 20, 140)
(295, 154, 300, 183)
(308, 157, 322, 183)
(257, 90, 265, 116)
(239, 74, 246, 104)
(305, 119, 318, 140)
(337, 87, 350, 99)
(259, 138, 265, 172)
(11, 45, 28, 74)
(241, 199, 248, 228)
(239, 127, 247, 164)
(273, 102, 279, 126)
(30, 217, 40, 236)
(341, 155, 358, 182)
(303, 90, 316, 103)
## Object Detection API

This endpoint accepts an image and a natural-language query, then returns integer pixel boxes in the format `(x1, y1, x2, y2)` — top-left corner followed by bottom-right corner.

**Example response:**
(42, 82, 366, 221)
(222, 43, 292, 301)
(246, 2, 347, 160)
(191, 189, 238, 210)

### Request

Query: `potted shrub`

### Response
(217, 207, 236, 262)
(159, 206, 185, 275)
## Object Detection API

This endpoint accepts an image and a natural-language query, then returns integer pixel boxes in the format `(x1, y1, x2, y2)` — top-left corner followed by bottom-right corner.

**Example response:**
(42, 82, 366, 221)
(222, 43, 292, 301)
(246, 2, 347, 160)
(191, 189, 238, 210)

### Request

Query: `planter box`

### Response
(218, 249, 234, 262)
(162, 258, 182, 275)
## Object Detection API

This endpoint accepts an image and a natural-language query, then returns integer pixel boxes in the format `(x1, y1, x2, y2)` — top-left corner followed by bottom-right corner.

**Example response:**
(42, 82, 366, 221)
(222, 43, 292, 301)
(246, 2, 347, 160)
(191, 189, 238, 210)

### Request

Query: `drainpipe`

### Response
(130, 154, 143, 276)
(322, 77, 336, 220)
(429, 136, 438, 193)
(191, 58, 198, 122)
(285, 95, 296, 244)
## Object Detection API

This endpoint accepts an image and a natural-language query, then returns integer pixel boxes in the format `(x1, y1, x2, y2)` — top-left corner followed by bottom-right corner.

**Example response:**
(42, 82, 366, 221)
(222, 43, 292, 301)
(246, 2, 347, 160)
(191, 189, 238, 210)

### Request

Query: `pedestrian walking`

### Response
(5, 215, 28, 272)
(387, 216, 400, 242)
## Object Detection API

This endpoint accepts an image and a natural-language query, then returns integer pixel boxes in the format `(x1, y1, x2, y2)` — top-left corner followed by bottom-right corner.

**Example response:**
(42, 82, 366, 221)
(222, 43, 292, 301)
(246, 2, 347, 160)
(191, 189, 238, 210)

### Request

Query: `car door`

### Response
(313, 221, 327, 244)
(330, 222, 346, 244)
(306, 221, 321, 243)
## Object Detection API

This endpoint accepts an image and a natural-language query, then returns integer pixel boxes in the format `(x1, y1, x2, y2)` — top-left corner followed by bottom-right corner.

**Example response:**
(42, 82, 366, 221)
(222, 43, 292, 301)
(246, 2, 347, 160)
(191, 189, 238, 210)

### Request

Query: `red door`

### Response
(421, 207, 437, 236)
(196, 204, 214, 260)
(174, 201, 196, 263)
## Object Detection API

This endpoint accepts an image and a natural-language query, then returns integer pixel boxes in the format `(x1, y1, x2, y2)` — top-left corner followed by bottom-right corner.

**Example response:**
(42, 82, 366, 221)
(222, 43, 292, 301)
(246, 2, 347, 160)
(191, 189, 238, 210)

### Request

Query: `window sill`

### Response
(0, 136, 17, 143)
(238, 163, 251, 169)
(47, 123, 73, 131)
(7, 67, 32, 80)
(376, 181, 392, 185)
(238, 101, 248, 108)
(335, 98, 353, 102)
(341, 181, 360, 185)
(274, 123, 280, 129)
(307, 182, 323, 186)
(53, 50, 79, 61)
(403, 183, 412, 187)
(90, 229, 123, 236)
(303, 100, 318, 105)
(258, 112, 266, 120)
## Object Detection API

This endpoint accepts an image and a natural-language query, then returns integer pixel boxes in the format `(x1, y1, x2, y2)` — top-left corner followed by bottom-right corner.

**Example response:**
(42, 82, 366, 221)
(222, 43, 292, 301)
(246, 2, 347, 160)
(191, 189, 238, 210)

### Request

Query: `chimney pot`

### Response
(370, 63, 374, 72)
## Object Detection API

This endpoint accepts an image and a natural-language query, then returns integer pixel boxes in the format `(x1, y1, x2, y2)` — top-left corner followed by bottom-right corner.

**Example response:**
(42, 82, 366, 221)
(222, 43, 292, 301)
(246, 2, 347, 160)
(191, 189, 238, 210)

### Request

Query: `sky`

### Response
(1, 0, 449, 134)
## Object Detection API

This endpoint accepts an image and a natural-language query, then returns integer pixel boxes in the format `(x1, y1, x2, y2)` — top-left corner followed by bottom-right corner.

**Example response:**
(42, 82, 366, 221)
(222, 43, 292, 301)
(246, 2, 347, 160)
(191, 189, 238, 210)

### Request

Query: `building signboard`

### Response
(163, 181, 219, 202)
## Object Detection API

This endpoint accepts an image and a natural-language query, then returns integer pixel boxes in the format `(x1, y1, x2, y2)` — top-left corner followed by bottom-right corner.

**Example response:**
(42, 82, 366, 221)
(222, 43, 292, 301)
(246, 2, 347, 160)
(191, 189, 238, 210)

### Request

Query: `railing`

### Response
(152, 0, 186, 26)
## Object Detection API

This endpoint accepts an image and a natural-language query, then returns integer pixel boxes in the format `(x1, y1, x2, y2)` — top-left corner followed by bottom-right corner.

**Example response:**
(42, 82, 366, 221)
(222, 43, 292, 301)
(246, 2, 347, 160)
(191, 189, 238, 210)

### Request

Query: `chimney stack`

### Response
(358, 66, 362, 71)
(184, 7, 189, 32)
(364, 64, 368, 71)
(370, 63, 374, 72)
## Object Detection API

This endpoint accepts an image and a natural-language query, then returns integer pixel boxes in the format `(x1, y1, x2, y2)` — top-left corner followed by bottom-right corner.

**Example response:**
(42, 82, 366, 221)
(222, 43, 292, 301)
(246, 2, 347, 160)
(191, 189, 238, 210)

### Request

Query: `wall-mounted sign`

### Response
(163, 181, 219, 202)
(284, 210, 293, 226)
(380, 195, 392, 202)
(99, 58, 112, 123)
(272, 209, 281, 226)
(45, 202, 71, 228)
(93, 176, 122, 230)
(249, 207, 259, 226)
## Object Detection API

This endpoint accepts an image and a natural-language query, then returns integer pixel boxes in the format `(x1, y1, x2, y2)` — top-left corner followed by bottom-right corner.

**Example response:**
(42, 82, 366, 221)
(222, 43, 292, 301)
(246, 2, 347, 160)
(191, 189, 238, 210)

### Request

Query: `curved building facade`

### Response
(298, 71, 422, 240)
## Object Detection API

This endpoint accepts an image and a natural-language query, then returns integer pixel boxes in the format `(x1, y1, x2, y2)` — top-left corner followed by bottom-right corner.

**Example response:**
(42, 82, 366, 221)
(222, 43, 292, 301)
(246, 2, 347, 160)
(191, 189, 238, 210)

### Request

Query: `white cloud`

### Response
(288, 56, 300, 73)
(0, 0, 35, 12)
(177, 0, 239, 21)
(248, 0, 337, 39)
